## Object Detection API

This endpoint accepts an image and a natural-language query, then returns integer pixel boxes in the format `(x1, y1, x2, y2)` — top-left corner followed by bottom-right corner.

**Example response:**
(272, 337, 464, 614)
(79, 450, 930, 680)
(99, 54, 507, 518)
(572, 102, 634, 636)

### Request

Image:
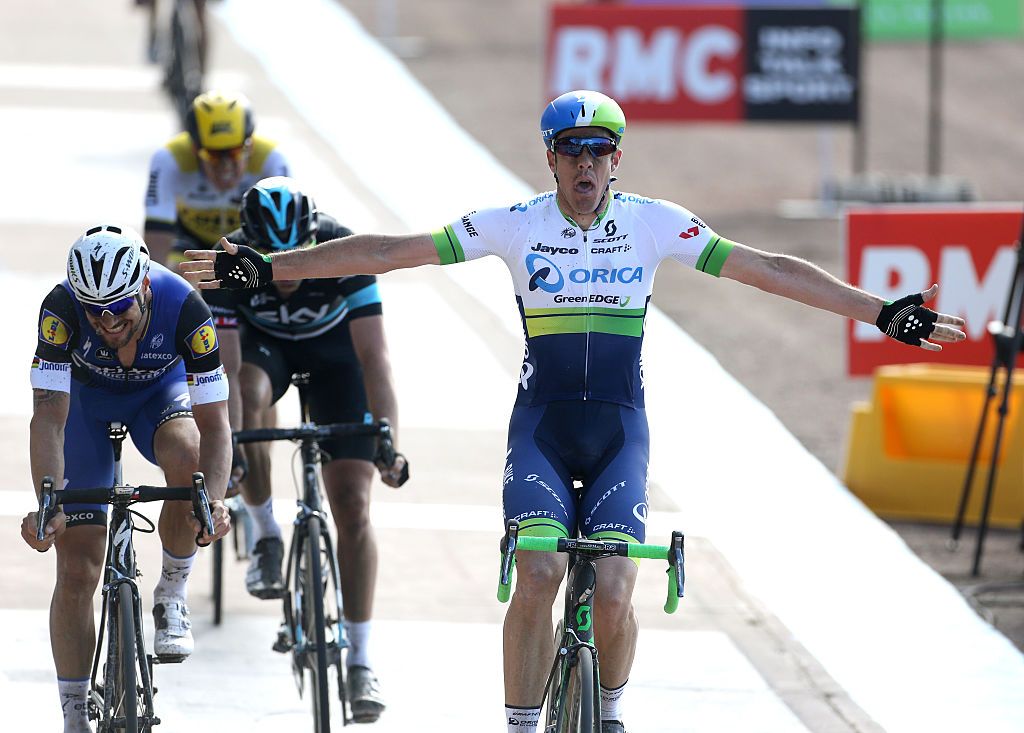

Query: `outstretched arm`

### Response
(179, 233, 439, 288)
(719, 242, 966, 351)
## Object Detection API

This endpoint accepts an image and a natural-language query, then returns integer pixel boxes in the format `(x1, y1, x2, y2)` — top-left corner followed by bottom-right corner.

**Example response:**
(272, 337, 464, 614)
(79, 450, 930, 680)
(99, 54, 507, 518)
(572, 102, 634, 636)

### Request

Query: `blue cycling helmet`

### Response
(541, 90, 626, 150)
(240, 176, 319, 250)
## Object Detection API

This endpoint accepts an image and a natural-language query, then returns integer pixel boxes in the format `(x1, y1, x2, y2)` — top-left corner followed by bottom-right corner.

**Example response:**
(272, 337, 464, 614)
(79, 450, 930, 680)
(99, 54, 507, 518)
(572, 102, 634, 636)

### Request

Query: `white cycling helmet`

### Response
(66, 224, 151, 305)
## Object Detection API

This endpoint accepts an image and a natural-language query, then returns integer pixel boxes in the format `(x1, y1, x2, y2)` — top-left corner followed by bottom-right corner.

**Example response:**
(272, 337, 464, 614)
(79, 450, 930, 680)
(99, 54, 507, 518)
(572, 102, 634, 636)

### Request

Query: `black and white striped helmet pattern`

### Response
(66, 224, 151, 305)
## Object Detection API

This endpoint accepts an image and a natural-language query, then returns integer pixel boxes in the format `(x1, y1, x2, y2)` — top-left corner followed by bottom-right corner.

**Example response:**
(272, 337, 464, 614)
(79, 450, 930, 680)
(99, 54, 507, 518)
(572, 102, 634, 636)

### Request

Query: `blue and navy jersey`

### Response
(205, 213, 383, 341)
(432, 191, 734, 409)
(31, 262, 227, 404)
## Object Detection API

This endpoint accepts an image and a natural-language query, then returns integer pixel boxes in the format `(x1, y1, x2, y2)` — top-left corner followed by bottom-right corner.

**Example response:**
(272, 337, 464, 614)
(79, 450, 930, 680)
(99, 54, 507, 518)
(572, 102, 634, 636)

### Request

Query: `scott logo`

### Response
(576, 604, 593, 632)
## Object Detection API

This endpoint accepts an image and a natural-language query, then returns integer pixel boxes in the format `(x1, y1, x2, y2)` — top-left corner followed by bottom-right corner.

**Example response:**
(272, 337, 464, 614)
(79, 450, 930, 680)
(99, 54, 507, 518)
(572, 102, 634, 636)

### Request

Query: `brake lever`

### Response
(36, 476, 55, 543)
(191, 472, 215, 547)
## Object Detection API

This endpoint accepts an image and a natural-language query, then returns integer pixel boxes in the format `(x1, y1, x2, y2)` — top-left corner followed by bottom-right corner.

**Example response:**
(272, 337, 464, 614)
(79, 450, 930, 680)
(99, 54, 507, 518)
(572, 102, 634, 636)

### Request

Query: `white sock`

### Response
(506, 705, 540, 732)
(58, 677, 91, 733)
(244, 496, 280, 541)
(600, 680, 627, 722)
(153, 549, 195, 602)
(344, 619, 372, 668)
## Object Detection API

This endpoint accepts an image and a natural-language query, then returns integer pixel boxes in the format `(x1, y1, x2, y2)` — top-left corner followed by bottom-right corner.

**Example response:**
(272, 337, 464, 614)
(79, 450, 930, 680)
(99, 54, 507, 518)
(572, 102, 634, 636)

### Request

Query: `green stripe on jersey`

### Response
(431, 226, 465, 265)
(696, 236, 735, 277)
(525, 309, 644, 338)
(518, 518, 569, 537)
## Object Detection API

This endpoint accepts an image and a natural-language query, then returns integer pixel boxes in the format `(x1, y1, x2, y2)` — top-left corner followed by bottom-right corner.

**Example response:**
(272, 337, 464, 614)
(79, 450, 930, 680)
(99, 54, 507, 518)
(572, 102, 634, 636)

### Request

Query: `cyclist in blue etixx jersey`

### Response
(181, 90, 967, 733)
(204, 177, 408, 723)
(20, 225, 232, 733)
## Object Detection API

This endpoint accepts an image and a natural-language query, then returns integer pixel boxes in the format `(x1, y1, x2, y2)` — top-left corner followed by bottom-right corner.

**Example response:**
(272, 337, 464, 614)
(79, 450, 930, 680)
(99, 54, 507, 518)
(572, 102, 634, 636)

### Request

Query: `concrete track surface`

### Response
(1, 2, 1022, 732)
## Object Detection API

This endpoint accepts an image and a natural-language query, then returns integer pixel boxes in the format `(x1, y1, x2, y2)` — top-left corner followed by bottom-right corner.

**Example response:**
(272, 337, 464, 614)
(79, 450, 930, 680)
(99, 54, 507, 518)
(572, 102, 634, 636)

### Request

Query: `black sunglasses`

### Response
(551, 137, 618, 158)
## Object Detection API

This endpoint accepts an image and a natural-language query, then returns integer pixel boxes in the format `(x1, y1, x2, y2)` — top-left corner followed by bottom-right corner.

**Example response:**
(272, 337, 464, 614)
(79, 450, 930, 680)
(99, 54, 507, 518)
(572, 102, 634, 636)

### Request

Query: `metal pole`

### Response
(927, 0, 944, 177)
(852, 0, 866, 175)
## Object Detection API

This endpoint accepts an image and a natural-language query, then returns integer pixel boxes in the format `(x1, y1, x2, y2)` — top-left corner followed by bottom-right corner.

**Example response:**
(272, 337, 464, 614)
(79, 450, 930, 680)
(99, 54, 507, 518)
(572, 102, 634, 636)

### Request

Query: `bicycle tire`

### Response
(212, 537, 224, 625)
(304, 514, 332, 732)
(575, 646, 598, 733)
(543, 642, 598, 733)
(114, 583, 139, 733)
(320, 528, 349, 723)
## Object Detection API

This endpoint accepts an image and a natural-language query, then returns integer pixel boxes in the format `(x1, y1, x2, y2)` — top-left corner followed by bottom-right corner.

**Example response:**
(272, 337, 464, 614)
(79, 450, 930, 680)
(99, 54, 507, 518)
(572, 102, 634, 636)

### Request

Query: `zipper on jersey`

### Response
(582, 227, 590, 400)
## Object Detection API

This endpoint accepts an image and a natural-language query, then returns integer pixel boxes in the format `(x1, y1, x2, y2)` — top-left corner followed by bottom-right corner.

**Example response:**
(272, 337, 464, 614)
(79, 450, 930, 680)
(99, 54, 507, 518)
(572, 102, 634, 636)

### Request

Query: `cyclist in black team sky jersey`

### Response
(21, 224, 231, 733)
(181, 90, 966, 733)
(203, 177, 408, 723)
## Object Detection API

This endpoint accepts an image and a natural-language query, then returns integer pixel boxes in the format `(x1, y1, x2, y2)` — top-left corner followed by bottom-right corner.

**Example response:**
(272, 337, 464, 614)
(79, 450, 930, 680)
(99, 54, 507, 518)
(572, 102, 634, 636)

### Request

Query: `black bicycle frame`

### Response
(37, 422, 213, 732)
(91, 425, 158, 731)
(232, 373, 391, 726)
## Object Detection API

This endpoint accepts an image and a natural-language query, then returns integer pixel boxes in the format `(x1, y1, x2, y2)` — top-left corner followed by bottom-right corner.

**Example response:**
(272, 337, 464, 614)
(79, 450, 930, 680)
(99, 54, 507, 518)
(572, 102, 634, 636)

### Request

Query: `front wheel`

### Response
(212, 538, 224, 625)
(114, 583, 139, 733)
(304, 515, 332, 732)
(543, 643, 598, 733)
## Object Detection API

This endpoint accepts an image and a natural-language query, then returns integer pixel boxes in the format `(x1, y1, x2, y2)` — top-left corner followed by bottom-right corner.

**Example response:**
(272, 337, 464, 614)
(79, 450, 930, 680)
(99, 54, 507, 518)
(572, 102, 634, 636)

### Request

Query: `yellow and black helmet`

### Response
(185, 90, 255, 150)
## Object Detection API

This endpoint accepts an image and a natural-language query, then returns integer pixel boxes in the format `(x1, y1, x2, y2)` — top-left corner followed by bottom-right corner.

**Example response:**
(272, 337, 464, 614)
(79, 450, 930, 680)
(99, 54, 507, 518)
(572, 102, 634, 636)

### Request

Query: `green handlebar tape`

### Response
(516, 536, 560, 552)
(664, 569, 680, 614)
(627, 543, 670, 560)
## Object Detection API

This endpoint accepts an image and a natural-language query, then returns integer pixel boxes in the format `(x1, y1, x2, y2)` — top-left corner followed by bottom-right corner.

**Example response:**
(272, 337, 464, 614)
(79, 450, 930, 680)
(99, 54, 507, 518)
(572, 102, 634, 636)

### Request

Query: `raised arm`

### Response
(719, 242, 966, 351)
(179, 232, 439, 288)
(275, 232, 439, 279)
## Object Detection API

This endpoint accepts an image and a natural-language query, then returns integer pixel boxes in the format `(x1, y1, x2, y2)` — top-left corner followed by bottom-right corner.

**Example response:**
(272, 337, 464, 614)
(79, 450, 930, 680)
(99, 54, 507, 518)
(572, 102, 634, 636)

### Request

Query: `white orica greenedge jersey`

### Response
(431, 190, 734, 409)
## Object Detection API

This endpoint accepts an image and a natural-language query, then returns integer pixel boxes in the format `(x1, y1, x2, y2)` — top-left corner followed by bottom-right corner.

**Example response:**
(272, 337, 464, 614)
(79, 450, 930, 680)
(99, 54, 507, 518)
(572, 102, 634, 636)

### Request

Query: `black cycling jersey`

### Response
(203, 214, 383, 339)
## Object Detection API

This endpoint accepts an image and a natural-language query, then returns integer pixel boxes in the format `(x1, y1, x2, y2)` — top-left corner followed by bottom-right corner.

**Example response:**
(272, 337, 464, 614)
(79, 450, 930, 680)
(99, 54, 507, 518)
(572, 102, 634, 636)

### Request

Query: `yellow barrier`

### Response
(842, 363, 1024, 527)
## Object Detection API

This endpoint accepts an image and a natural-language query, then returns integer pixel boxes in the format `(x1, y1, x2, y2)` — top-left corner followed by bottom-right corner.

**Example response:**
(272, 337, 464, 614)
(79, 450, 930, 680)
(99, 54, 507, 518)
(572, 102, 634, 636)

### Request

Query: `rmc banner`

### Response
(845, 207, 1024, 376)
(546, 4, 861, 122)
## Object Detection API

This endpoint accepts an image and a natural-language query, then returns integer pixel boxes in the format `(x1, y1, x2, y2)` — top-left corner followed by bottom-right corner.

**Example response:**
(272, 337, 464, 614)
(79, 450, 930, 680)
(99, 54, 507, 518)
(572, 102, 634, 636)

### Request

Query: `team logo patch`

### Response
(187, 319, 218, 357)
(39, 310, 71, 349)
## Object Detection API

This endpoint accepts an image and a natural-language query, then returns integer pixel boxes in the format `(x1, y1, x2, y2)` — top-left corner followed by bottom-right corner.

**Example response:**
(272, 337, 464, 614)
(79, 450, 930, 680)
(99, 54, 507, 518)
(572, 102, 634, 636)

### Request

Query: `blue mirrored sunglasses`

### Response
(551, 137, 618, 158)
(82, 294, 137, 318)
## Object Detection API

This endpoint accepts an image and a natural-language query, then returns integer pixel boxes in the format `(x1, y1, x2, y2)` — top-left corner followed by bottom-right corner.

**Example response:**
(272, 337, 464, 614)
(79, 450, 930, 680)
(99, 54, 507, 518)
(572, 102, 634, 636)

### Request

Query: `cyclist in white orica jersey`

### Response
(181, 90, 967, 733)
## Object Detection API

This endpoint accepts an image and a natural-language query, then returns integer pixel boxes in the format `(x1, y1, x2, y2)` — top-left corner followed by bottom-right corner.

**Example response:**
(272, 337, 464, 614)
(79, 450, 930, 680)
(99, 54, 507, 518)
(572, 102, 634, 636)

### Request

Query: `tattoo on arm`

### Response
(33, 389, 64, 408)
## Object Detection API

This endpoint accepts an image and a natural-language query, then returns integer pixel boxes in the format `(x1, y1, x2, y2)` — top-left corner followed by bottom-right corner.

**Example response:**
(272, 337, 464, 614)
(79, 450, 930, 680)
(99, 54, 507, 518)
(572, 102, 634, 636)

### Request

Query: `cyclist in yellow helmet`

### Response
(143, 91, 291, 267)
(145, 90, 291, 488)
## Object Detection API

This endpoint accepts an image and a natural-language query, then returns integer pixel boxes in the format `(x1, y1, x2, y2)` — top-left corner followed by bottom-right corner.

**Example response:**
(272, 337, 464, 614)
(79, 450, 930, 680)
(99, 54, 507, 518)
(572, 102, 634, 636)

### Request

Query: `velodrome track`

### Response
(0, 1, 1022, 731)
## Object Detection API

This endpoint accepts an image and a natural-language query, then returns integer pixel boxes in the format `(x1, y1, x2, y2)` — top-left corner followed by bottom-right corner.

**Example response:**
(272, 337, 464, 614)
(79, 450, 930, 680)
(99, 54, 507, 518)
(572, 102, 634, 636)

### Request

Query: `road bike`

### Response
(498, 520, 685, 733)
(233, 373, 400, 732)
(36, 422, 214, 733)
(148, 0, 205, 126)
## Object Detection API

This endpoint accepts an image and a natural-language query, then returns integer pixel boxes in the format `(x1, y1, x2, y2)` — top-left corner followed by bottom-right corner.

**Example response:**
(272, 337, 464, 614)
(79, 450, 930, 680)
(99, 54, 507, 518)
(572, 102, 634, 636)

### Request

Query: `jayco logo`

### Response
(531, 242, 578, 255)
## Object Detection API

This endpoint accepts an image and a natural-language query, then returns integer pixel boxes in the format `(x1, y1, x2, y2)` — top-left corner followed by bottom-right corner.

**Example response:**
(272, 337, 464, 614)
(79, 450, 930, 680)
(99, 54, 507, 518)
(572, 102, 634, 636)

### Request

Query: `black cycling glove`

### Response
(215, 245, 274, 289)
(875, 292, 939, 346)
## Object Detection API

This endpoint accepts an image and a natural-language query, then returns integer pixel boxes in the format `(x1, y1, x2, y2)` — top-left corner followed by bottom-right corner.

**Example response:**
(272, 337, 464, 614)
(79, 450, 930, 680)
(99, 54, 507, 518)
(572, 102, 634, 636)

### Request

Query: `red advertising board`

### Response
(546, 4, 860, 122)
(547, 5, 745, 121)
(845, 207, 1024, 376)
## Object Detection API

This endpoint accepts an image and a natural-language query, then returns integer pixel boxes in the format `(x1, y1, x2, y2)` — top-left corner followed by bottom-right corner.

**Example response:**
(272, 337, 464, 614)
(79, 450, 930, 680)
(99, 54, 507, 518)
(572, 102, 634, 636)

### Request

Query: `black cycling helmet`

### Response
(240, 176, 319, 250)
